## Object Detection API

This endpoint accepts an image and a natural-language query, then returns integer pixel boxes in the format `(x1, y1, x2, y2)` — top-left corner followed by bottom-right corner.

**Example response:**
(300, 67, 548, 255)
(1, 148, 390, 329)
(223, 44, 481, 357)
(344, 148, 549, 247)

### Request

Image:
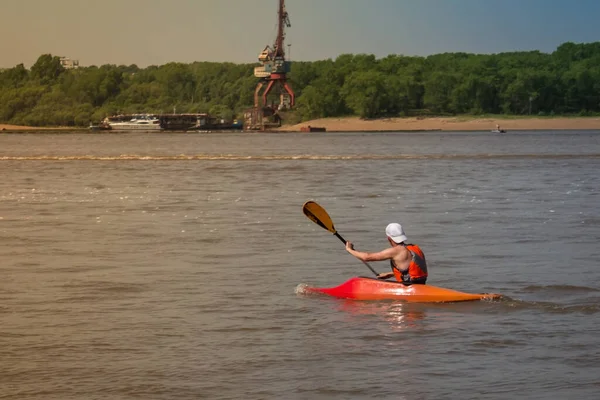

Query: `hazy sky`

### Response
(2, 0, 599, 68)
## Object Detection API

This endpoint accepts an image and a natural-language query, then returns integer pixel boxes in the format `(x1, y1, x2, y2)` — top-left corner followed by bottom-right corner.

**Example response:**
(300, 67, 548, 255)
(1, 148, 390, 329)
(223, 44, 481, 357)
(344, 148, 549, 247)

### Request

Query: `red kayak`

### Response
(302, 276, 501, 303)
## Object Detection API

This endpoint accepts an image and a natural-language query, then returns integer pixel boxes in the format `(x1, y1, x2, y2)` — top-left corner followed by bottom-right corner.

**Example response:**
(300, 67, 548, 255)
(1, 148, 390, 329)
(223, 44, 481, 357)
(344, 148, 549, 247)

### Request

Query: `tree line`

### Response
(1, 42, 599, 127)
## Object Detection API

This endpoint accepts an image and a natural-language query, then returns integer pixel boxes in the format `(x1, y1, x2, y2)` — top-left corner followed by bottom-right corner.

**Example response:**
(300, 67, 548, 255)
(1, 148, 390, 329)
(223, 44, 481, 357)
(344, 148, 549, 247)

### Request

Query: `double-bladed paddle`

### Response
(302, 200, 379, 277)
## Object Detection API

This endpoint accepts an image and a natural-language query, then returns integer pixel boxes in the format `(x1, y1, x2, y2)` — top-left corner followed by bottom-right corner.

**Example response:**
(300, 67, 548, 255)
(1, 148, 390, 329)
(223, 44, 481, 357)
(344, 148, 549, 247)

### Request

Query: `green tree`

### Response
(423, 72, 458, 113)
(30, 54, 64, 84)
(341, 70, 387, 118)
(0, 64, 28, 88)
(209, 104, 234, 121)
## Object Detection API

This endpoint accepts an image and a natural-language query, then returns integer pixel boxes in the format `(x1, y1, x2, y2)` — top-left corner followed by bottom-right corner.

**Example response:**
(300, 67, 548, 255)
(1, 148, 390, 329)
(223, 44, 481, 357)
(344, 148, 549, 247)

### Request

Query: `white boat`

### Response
(104, 114, 161, 131)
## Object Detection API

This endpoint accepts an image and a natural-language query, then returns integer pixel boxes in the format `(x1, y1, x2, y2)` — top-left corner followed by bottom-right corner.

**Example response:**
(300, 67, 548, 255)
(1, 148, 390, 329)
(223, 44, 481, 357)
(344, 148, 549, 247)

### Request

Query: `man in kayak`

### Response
(345, 223, 428, 284)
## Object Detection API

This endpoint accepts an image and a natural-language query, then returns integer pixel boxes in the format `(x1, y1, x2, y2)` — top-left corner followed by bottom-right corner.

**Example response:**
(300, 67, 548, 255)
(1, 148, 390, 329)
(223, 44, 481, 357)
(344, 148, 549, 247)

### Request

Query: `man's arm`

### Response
(376, 272, 395, 280)
(345, 242, 397, 280)
(345, 241, 396, 262)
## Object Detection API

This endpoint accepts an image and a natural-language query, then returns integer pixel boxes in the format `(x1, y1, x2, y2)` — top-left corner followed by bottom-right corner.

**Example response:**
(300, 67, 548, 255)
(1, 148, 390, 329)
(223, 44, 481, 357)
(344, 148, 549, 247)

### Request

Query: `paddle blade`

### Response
(302, 201, 336, 233)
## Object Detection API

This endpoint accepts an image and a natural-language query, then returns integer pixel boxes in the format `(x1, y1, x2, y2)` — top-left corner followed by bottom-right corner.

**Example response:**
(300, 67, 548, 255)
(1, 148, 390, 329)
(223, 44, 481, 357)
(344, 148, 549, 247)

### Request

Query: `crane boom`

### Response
(274, 0, 291, 59)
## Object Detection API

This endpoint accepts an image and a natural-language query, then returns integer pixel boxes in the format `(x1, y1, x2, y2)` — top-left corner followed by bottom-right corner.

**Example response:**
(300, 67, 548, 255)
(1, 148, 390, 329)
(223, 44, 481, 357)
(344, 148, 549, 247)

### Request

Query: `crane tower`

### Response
(244, 0, 295, 130)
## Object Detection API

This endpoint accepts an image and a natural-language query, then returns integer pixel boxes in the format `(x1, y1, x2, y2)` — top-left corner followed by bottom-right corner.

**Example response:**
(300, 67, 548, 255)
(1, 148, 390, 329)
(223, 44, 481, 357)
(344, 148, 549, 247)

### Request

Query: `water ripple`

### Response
(1, 153, 600, 161)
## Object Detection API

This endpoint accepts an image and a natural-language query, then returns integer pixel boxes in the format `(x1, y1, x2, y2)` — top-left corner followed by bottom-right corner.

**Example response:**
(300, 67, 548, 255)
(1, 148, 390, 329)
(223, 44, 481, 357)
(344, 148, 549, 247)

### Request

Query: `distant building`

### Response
(60, 57, 79, 69)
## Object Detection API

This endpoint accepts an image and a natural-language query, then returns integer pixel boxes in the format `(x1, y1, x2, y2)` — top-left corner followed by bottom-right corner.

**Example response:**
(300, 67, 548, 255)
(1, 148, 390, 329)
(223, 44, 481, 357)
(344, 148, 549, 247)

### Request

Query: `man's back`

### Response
(390, 245, 412, 272)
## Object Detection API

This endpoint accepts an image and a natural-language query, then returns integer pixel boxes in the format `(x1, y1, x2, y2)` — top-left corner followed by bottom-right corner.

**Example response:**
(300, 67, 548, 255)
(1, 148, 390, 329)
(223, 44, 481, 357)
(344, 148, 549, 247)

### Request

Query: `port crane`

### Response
(245, 0, 295, 130)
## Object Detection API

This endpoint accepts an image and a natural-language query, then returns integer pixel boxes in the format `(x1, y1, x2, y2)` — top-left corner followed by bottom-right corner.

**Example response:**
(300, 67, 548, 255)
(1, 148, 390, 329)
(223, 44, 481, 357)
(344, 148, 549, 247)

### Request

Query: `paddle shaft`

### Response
(333, 232, 379, 277)
(302, 200, 380, 277)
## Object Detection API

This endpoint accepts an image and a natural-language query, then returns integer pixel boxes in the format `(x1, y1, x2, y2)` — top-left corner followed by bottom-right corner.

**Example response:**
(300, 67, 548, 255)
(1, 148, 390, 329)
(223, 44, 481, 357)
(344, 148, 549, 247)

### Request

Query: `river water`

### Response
(1, 130, 599, 399)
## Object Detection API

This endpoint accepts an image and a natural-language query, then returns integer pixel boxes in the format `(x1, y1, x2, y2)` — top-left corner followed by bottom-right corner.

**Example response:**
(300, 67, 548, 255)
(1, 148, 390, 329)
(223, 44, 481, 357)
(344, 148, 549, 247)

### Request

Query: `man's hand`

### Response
(376, 272, 394, 280)
(345, 241, 355, 252)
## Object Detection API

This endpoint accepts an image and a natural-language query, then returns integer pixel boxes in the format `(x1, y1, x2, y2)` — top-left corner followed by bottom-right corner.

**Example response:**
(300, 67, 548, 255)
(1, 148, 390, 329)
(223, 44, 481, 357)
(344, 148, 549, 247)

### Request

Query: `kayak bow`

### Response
(303, 277, 501, 303)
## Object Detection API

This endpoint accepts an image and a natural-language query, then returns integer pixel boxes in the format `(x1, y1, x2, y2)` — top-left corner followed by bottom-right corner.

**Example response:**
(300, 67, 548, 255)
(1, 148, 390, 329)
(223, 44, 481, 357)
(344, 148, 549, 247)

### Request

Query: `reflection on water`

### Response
(338, 300, 427, 332)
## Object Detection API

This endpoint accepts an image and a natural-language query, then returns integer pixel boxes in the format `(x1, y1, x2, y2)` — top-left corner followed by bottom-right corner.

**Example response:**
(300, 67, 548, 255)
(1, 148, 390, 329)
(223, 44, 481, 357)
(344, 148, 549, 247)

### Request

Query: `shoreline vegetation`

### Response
(2, 42, 600, 130)
(2, 115, 600, 133)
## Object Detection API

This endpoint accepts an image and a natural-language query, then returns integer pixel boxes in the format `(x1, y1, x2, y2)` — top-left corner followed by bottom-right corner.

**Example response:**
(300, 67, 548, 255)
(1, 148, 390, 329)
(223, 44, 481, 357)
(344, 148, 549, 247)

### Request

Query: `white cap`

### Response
(385, 223, 407, 244)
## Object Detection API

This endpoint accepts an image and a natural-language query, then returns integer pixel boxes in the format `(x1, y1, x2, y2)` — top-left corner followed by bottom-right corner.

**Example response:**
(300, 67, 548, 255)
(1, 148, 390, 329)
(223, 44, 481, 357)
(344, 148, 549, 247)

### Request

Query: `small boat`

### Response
(104, 114, 161, 131)
(300, 125, 327, 132)
(302, 276, 501, 303)
(491, 129, 506, 133)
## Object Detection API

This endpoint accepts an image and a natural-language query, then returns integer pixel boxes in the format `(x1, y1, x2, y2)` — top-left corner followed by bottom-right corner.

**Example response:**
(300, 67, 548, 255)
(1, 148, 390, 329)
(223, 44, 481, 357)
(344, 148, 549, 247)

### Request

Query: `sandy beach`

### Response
(281, 116, 600, 132)
(0, 124, 73, 132)
(2, 116, 600, 133)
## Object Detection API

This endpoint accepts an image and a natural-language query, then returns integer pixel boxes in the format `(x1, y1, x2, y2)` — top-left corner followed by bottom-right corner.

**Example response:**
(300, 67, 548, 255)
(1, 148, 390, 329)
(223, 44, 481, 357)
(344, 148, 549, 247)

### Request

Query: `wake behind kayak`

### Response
(297, 276, 502, 303)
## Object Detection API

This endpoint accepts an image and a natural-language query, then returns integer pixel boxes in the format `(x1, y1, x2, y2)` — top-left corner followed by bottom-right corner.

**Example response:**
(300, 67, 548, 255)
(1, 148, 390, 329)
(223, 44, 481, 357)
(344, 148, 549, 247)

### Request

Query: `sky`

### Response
(1, 0, 599, 68)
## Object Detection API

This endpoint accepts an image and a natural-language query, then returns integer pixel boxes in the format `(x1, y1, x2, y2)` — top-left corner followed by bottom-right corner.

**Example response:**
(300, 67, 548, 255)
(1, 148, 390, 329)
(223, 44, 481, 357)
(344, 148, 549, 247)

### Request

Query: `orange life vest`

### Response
(391, 244, 428, 284)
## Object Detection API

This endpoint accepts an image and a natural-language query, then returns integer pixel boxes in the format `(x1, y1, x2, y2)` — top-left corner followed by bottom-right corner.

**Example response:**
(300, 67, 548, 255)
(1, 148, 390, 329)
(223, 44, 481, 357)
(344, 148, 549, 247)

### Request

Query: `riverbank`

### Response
(280, 116, 600, 132)
(0, 124, 78, 132)
(3, 116, 600, 133)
